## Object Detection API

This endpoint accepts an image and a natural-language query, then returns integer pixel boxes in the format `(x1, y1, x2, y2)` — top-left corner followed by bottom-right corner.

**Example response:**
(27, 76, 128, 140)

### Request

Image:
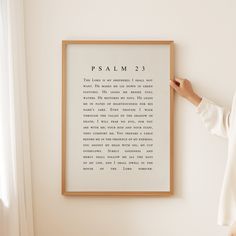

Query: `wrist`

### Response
(187, 93, 202, 106)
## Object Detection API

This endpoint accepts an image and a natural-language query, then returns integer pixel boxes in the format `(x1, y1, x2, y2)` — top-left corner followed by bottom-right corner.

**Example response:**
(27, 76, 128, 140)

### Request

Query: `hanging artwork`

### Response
(62, 40, 174, 196)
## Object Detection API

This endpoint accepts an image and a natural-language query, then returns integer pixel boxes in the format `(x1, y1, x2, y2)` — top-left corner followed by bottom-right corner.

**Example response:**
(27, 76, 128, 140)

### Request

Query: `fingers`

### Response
(169, 80, 180, 91)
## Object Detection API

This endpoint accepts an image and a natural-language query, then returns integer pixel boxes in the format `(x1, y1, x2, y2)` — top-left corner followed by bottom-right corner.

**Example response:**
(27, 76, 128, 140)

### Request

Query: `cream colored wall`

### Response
(23, 0, 236, 235)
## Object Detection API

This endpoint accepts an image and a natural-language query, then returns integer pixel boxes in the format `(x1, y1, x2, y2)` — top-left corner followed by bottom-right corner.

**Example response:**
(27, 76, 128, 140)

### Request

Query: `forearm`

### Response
(170, 77, 231, 138)
(187, 93, 202, 106)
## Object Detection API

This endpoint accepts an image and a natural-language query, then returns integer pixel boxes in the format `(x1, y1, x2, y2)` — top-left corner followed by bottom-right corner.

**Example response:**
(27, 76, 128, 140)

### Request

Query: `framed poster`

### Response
(62, 40, 174, 196)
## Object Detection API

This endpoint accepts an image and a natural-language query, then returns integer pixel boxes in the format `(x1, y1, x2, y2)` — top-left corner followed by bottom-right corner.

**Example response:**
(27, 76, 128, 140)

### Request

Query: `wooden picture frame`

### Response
(62, 40, 174, 196)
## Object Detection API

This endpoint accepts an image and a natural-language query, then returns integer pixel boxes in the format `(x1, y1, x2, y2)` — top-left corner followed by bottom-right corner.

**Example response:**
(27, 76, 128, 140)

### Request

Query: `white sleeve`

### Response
(196, 97, 231, 138)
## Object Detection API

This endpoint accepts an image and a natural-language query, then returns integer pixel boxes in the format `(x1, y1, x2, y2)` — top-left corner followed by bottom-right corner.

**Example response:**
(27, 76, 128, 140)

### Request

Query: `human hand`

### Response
(170, 77, 202, 106)
(229, 221, 236, 236)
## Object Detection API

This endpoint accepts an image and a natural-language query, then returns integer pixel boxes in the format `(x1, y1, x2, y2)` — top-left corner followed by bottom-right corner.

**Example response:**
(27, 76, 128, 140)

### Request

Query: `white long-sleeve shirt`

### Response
(196, 94, 236, 226)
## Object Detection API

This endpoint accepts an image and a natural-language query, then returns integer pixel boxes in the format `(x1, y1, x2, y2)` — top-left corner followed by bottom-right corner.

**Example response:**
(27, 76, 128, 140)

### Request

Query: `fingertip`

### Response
(169, 80, 174, 87)
(169, 81, 177, 90)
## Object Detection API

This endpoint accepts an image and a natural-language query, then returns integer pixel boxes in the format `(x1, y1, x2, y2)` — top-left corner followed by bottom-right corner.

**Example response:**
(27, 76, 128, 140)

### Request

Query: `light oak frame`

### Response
(62, 40, 175, 196)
